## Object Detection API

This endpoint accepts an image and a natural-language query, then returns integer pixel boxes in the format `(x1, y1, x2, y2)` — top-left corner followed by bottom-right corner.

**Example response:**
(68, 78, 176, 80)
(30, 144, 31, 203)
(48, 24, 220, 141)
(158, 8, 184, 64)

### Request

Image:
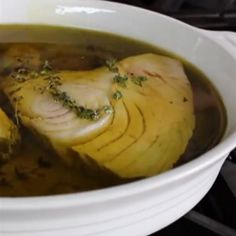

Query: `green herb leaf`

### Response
(42, 60, 52, 71)
(113, 90, 123, 100)
(11, 66, 39, 82)
(113, 74, 128, 88)
(17, 68, 29, 75)
(103, 105, 113, 114)
(11, 73, 27, 83)
(105, 59, 119, 73)
(131, 75, 148, 87)
(40, 60, 53, 76)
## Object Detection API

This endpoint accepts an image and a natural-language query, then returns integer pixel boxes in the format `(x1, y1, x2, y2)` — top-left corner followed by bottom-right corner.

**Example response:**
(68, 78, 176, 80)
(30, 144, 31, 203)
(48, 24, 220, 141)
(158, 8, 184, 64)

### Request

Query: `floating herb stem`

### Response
(12, 96, 23, 126)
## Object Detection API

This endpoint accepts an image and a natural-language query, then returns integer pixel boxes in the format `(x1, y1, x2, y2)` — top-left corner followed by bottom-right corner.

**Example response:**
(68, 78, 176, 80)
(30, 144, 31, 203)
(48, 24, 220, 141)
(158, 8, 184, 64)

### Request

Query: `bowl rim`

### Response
(0, 0, 236, 209)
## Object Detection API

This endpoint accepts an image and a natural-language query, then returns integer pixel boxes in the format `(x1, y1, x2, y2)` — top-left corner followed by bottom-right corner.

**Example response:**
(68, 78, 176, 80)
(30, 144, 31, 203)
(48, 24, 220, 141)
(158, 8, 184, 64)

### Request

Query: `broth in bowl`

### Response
(0, 25, 226, 197)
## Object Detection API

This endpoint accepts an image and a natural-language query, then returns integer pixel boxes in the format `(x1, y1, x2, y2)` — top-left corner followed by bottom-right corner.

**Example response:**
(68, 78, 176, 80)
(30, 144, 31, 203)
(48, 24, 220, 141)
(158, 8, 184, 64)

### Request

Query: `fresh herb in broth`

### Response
(0, 25, 226, 197)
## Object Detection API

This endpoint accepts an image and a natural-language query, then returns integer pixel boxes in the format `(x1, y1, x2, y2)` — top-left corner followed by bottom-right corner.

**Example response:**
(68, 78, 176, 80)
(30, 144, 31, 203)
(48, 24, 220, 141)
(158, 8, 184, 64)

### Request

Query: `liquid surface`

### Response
(0, 25, 226, 197)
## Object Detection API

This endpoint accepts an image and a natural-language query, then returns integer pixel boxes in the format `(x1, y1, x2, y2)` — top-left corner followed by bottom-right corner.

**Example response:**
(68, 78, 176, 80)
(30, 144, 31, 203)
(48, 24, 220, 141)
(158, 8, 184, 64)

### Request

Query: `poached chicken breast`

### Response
(1, 54, 195, 178)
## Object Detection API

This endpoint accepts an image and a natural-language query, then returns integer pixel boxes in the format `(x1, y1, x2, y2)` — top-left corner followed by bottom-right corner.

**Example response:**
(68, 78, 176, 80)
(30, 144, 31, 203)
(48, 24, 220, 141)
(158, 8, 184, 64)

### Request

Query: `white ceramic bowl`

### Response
(0, 1, 236, 235)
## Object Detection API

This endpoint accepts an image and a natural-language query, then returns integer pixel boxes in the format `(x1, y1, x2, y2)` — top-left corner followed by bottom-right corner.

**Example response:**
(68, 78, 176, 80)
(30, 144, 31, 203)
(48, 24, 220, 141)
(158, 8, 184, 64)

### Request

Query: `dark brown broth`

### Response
(0, 25, 226, 197)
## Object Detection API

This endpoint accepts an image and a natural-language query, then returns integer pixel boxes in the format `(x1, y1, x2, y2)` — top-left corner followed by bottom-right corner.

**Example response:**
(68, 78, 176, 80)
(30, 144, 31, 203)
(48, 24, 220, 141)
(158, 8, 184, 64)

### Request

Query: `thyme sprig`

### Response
(44, 75, 112, 121)
(131, 75, 148, 87)
(10, 59, 115, 122)
(49, 85, 114, 121)
(103, 105, 113, 114)
(113, 90, 123, 100)
(40, 60, 53, 75)
(105, 59, 119, 73)
(105, 58, 148, 100)
(105, 59, 128, 89)
(10, 60, 53, 83)
(113, 74, 128, 88)
(51, 88, 101, 121)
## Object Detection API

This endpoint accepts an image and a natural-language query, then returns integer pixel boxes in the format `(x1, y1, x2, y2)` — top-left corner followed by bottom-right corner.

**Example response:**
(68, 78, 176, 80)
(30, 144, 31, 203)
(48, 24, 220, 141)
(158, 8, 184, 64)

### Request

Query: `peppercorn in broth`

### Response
(0, 25, 226, 197)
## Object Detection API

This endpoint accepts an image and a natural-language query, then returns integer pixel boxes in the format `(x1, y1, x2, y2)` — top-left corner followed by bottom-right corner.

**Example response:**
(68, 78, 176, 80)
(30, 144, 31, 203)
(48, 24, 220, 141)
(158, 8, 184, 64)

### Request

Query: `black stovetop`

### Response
(110, 0, 236, 31)
(109, 1, 236, 235)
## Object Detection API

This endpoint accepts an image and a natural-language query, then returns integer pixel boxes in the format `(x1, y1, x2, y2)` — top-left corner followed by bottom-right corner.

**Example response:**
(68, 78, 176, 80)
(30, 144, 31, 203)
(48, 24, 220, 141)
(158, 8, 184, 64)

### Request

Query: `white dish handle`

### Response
(201, 29, 236, 56)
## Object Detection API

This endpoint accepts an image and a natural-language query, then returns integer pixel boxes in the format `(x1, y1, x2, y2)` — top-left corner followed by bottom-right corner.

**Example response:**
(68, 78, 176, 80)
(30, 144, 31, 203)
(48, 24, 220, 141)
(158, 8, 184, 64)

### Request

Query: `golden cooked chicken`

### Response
(1, 54, 195, 178)
(0, 108, 20, 163)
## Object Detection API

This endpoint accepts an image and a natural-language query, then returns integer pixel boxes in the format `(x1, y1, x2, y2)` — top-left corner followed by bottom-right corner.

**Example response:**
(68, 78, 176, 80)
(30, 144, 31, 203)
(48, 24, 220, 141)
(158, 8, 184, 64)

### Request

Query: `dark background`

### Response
(108, 0, 236, 30)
